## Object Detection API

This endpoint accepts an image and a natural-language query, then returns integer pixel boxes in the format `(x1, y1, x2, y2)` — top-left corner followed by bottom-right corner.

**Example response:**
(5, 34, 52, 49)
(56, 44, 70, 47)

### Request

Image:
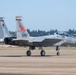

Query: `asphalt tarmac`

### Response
(0, 47, 76, 75)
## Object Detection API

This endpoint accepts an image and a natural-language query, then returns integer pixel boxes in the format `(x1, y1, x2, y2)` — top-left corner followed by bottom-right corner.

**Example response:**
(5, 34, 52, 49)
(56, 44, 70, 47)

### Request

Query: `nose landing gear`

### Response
(56, 46, 60, 56)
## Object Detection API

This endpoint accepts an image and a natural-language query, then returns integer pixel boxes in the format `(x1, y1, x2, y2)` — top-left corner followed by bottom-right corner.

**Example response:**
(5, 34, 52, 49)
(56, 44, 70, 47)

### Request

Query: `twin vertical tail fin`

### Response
(0, 17, 11, 40)
(16, 16, 30, 39)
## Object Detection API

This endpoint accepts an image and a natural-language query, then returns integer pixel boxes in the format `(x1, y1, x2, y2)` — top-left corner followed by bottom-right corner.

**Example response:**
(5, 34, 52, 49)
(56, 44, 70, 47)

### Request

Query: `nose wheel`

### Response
(56, 52, 60, 56)
(56, 46, 60, 56)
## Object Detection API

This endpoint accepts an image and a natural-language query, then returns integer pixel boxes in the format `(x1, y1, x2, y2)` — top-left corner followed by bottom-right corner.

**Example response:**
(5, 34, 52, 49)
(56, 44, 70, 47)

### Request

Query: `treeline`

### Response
(67, 29, 76, 35)
(27, 29, 58, 36)
(9, 29, 76, 37)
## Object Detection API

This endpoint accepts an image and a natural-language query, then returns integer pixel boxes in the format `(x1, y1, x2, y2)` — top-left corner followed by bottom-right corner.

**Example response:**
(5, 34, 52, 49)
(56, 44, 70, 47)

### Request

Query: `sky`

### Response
(0, 0, 76, 31)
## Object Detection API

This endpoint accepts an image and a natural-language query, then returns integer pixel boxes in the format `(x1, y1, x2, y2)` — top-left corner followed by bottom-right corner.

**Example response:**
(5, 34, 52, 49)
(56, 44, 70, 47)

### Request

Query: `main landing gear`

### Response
(39, 46, 45, 56)
(56, 46, 60, 56)
(26, 50, 31, 56)
(26, 46, 45, 56)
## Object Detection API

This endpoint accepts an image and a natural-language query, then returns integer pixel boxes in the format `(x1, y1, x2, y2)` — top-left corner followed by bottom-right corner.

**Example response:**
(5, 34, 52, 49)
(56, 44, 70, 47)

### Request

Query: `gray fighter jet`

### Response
(0, 17, 11, 43)
(12, 16, 64, 56)
(2, 16, 76, 56)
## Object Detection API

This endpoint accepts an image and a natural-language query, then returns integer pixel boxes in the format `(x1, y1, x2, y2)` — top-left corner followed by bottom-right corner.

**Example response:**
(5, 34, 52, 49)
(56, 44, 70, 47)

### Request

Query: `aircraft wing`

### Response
(32, 38, 63, 47)
(12, 38, 63, 47)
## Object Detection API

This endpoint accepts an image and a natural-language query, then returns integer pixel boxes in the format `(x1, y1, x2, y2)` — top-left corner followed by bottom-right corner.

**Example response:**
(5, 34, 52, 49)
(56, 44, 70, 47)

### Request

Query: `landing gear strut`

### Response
(56, 46, 60, 56)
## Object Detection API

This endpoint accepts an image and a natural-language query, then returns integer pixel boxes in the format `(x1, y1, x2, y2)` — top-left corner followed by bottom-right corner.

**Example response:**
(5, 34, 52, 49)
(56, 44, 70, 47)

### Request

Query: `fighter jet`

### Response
(60, 34, 76, 46)
(56, 31, 76, 46)
(1, 16, 76, 56)
(0, 17, 11, 43)
(2, 16, 76, 56)
(10, 16, 65, 56)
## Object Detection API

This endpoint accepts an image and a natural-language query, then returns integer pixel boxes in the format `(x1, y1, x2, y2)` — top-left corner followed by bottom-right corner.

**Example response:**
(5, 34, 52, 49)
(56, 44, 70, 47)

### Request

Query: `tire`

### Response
(26, 50, 31, 56)
(57, 52, 60, 56)
(40, 50, 45, 56)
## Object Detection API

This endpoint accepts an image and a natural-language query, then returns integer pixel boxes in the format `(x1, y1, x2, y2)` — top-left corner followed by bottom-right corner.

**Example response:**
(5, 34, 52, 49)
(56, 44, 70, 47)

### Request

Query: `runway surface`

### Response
(0, 47, 76, 75)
